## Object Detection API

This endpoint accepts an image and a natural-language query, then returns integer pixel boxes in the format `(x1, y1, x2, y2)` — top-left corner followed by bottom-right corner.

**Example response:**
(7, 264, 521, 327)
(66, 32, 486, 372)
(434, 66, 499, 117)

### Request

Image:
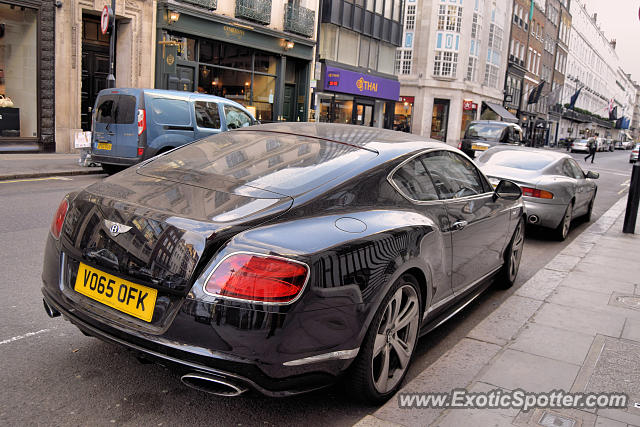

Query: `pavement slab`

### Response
(509, 323, 595, 366)
(532, 302, 626, 337)
(478, 349, 581, 393)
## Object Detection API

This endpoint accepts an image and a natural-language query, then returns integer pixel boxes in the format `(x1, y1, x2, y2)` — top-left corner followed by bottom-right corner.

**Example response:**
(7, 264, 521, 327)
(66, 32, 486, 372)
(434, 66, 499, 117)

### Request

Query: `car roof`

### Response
(97, 88, 254, 117)
(469, 120, 512, 127)
(235, 122, 448, 156)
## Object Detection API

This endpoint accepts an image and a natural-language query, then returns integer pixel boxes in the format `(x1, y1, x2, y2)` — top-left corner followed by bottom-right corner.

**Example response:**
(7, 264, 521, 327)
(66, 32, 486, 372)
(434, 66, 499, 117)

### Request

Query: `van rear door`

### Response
(92, 93, 139, 159)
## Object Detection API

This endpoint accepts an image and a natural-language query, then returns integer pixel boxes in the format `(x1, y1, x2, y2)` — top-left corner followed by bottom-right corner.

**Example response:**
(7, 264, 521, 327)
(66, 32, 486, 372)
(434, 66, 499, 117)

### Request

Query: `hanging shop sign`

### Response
(323, 66, 400, 101)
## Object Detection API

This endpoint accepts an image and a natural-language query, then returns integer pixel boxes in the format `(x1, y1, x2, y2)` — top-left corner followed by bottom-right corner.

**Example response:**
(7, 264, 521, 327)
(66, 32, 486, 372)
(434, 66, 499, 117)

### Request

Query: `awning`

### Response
(484, 102, 518, 123)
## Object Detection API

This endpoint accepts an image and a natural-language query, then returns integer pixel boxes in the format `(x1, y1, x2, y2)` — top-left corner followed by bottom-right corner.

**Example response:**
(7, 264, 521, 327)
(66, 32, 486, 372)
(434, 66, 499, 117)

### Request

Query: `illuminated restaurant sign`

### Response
(323, 66, 400, 101)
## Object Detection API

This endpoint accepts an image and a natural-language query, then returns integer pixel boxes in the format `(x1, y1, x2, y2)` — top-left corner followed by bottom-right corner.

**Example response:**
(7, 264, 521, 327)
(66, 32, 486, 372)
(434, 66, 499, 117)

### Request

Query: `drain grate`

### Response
(538, 411, 576, 427)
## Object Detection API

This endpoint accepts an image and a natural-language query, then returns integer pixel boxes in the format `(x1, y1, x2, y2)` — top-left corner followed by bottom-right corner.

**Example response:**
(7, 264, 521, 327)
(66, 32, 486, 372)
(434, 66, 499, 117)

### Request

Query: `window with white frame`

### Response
(406, 5, 416, 30)
(402, 50, 412, 75)
(395, 50, 402, 74)
(483, 21, 503, 88)
(437, 4, 463, 32)
(467, 56, 478, 81)
(434, 51, 458, 77)
(471, 12, 480, 38)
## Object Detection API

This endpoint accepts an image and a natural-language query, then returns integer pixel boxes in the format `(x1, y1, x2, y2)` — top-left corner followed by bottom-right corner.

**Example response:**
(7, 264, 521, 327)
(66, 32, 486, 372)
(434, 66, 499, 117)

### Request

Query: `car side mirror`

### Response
(494, 179, 522, 200)
(585, 171, 599, 179)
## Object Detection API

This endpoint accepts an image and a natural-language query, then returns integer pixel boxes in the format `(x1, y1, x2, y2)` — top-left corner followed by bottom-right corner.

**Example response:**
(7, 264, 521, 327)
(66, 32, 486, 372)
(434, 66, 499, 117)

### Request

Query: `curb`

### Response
(354, 195, 631, 427)
(0, 169, 105, 181)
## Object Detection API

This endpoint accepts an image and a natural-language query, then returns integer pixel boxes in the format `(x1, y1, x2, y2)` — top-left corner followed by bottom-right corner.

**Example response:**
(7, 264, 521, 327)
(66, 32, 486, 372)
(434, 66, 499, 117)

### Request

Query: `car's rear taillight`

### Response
(137, 109, 146, 136)
(50, 198, 68, 239)
(204, 253, 309, 303)
(521, 187, 553, 199)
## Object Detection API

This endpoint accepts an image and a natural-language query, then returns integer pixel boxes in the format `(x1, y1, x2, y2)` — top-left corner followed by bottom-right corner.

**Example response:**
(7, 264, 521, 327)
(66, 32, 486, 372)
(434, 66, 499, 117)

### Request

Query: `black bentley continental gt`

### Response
(42, 123, 524, 403)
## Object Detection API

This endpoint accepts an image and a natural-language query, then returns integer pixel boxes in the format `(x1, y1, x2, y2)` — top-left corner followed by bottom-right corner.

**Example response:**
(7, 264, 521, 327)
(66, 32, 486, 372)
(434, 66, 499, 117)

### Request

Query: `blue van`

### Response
(91, 88, 257, 174)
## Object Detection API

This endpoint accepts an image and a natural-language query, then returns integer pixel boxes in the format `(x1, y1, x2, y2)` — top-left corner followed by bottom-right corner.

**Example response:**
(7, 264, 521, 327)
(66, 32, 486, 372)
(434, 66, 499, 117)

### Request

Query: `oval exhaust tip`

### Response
(181, 373, 247, 397)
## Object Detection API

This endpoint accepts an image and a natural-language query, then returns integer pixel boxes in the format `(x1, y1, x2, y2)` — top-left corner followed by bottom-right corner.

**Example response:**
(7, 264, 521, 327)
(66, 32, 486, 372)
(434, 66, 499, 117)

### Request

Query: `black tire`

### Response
(348, 274, 422, 404)
(554, 202, 573, 241)
(584, 192, 596, 222)
(101, 164, 122, 175)
(496, 217, 525, 289)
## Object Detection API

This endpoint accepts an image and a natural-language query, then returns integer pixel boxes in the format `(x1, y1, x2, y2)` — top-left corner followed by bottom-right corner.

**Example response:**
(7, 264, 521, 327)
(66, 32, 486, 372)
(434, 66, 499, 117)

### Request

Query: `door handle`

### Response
(451, 220, 468, 231)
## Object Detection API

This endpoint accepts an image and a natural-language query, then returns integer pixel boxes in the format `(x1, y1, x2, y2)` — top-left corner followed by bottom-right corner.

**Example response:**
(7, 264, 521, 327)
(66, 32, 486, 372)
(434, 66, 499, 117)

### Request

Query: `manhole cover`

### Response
(615, 295, 640, 310)
(539, 412, 576, 427)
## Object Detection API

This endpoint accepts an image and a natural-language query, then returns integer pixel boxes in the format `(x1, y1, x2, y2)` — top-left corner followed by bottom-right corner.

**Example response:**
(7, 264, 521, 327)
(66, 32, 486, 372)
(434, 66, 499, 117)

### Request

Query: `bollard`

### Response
(623, 163, 640, 233)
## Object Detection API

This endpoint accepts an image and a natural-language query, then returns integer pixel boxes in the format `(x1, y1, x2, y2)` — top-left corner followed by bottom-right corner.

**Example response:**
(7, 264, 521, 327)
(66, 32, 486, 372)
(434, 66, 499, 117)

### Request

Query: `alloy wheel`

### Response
(371, 285, 420, 394)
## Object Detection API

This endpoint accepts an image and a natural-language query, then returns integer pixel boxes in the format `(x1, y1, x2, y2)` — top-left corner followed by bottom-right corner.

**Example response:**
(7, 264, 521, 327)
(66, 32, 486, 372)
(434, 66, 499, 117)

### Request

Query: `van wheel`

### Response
(101, 164, 122, 175)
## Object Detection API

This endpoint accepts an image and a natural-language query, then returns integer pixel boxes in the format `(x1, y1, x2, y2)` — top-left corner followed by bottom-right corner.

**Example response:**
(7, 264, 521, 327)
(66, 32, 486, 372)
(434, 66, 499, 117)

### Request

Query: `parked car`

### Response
(477, 146, 598, 240)
(459, 120, 524, 158)
(570, 138, 591, 153)
(631, 143, 640, 163)
(614, 140, 625, 150)
(42, 123, 524, 403)
(91, 88, 258, 175)
(595, 137, 611, 152)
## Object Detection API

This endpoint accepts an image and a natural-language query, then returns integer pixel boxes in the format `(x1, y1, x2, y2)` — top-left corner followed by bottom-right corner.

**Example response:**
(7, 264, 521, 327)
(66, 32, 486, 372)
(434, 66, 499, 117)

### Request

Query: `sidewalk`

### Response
(0, 153, 104, 180)
(356, 196, 640, 427)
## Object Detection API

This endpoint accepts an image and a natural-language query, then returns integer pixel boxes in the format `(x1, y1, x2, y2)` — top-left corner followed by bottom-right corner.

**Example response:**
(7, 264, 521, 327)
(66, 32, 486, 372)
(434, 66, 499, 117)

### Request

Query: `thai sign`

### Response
(323, 66, 400, 101)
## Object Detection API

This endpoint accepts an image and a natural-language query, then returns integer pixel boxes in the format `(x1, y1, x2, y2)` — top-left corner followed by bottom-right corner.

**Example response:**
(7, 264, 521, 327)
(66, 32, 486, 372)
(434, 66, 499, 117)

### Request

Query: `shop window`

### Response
(0, 3, 38, 138)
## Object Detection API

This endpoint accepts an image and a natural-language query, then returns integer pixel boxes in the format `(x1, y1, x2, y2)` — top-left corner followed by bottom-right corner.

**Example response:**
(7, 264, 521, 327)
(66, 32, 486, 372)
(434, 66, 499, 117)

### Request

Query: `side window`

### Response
(151, 98, 191, 126)
(567, 159, 585, 179)
(391, 157, 439, 201)
(422, 151, 486, 199)
(561, 160, 574, 178)
(224, 105, 253, 129)
(194, 101, 221, 129)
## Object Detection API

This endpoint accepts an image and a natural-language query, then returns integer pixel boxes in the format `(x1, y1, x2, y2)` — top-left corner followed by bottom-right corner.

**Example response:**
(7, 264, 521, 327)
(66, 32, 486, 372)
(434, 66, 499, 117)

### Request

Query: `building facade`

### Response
(53, 0, 318, 153)
(559, 0, 636, 142)
(54, 0, 157, 153)
(632, 82, 640, 142)
(397, 0, 514, 146)
(155, 0, 318, 124)
(0, 0, 55, 152)
(314, 0, 404, 129)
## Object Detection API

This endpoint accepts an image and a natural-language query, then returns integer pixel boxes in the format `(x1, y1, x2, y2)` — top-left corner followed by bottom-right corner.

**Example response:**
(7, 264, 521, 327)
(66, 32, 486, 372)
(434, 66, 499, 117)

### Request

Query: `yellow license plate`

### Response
(74, 262, 158, 322)
(472, 144, 488, 151)
(97, 142, 112, 150)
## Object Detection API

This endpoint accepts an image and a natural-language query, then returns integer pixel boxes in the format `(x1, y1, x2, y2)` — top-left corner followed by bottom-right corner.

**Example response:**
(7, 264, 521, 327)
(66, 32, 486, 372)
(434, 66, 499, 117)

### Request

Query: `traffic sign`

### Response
(101, 6, 113, 35)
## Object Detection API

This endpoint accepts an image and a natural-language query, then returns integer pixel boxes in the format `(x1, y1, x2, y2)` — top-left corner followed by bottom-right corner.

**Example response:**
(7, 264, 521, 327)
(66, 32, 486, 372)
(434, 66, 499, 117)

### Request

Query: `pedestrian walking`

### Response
(584, 138, 596, 163)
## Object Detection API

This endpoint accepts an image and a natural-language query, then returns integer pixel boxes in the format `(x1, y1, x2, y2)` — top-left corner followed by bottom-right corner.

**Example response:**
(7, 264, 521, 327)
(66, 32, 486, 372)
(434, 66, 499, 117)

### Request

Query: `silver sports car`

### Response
(477, 146, 598, 240)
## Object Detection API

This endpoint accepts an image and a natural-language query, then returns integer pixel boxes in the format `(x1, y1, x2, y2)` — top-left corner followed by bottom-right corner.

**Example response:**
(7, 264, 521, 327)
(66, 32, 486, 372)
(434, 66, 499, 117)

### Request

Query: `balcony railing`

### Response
(235, 0, 272, 25)
(180, 0, 217, 10)
(284, 3, 315, 38)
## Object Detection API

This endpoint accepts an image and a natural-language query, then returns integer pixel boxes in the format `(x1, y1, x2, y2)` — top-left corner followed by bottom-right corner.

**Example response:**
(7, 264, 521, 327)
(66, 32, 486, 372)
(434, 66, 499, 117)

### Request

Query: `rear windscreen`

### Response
(95, 95, 136, 124)
(137, 131, 377, 197)
(479, 150, 555, 171)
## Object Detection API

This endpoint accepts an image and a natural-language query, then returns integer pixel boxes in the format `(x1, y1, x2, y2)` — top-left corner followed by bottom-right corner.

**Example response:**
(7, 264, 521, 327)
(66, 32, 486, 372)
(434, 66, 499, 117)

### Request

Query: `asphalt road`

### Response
(0, 149, 634, 426)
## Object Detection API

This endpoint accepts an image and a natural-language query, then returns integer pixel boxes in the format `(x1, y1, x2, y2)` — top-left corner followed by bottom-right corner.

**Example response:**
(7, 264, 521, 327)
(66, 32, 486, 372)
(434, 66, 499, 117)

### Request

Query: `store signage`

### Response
(323, 66, 400, 101)
(400, 96, 414, 104)
(101, 6, 113, 35)
(463, 100, 478, 111)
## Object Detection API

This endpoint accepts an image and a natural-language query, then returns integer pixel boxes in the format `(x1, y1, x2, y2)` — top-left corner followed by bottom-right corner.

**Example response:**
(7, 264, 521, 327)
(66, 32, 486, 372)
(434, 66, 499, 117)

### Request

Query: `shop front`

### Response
(460, 100, 478, 138)
(394, 96, 413, 133)
(155, 4, 314, 123)
(0, 0, 55, 151)
(316, 62, 400, 129)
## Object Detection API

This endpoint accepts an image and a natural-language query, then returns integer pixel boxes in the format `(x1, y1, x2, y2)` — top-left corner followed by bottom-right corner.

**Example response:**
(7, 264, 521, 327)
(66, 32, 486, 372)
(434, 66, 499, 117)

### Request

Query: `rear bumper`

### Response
(42, 287, 347, 396)
(523, 198, 566, 229)
(571, 146, 589, 153)
(91, 153, 139, 167)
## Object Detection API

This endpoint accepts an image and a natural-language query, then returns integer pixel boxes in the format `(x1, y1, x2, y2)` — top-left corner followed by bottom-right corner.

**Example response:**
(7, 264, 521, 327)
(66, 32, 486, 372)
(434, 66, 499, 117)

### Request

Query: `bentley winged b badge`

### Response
(104, 219, 132, 237)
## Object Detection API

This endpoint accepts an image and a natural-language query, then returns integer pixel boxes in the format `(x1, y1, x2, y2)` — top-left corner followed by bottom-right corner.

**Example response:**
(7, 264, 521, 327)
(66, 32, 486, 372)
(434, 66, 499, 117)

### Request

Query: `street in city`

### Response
(0, 148, 634, 425)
